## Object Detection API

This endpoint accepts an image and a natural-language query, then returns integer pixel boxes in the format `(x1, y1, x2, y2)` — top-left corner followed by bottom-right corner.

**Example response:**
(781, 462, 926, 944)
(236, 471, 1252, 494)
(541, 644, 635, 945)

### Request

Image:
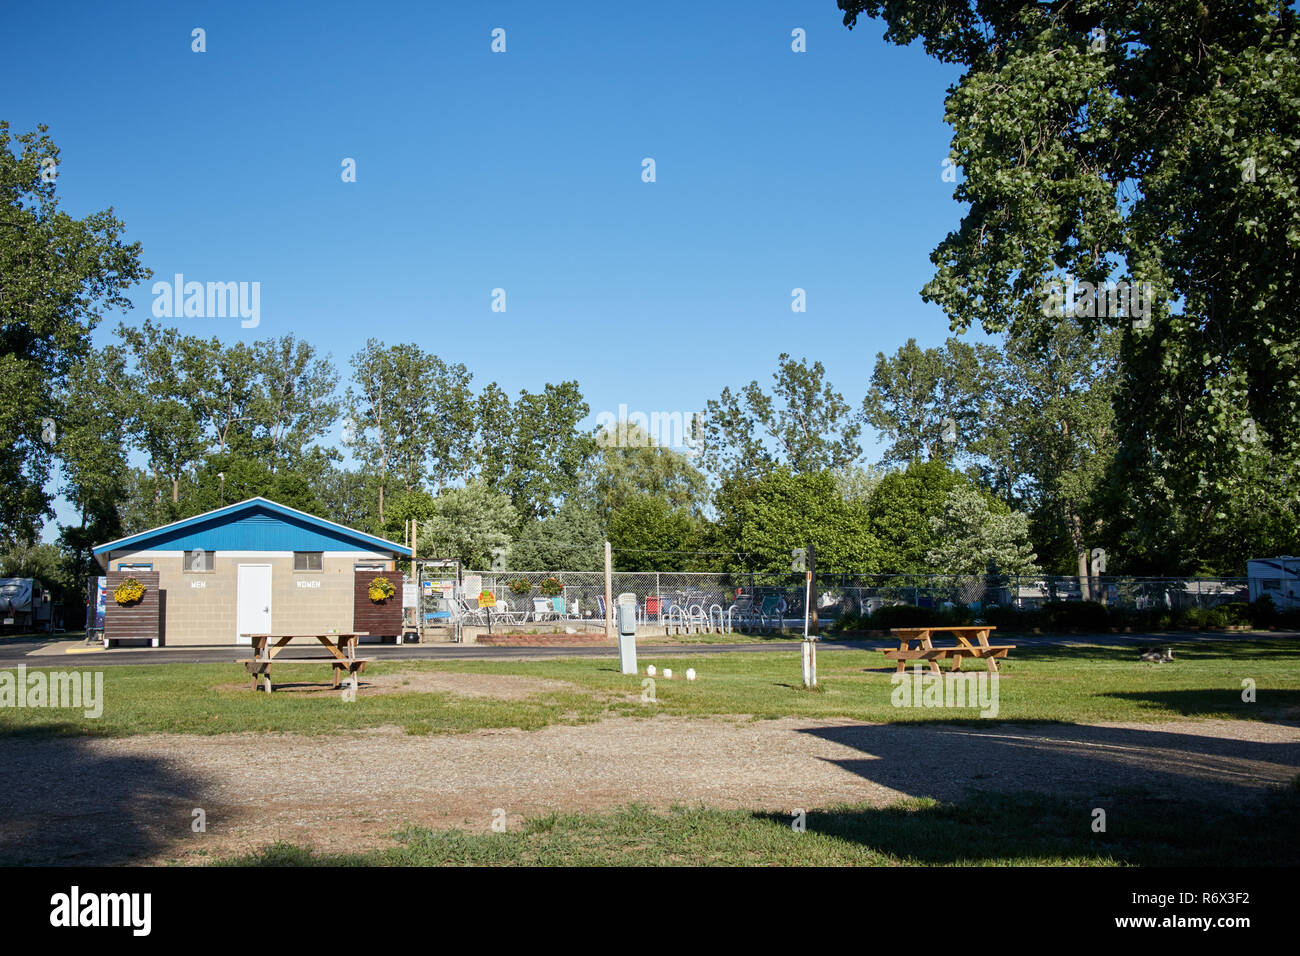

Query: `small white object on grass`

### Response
(646, 665, 657, 677)
(663, 668, 673, 679)
(686, 668, 696, 681)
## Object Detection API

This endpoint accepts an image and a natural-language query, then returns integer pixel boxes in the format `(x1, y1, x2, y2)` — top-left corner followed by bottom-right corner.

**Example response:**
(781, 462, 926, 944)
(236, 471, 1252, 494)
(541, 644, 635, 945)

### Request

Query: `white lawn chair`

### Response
(457, 598, 488, 626)
(532, 597, 558, 622)
(491, 597, 526, 625)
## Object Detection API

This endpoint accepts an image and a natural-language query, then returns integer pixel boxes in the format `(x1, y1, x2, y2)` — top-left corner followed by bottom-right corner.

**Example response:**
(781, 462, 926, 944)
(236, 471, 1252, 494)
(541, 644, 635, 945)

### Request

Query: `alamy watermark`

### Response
(594, 405, 705, 457)
(152, 273, 260, 328)
(890, 663, 999, 718)
(1041, 275, 1153, 328)
(50, 886, 150, 936)
(1, 665, 104, 719)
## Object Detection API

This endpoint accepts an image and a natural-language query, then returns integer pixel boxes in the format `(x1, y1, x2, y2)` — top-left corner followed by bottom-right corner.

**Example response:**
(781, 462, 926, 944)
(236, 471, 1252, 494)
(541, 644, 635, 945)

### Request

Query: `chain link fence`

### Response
(463, 569, 1250, 625)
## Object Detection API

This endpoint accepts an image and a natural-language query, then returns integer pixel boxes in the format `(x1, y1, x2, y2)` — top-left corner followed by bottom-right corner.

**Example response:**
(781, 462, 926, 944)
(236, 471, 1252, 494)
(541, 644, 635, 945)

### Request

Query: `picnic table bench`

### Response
(884, 626, 1014, 674)
(238, 633, 371, 693)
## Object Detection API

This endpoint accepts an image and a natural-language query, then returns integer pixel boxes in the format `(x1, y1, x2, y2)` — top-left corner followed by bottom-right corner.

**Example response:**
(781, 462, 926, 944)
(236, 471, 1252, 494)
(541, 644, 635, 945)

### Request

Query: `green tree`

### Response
(496, 382, 595, 525)
(867, 460, 966, 574)
(470, 382, 513, 487)
(344, 341, 453, 524)
(186, 456, 325, 516)
(381, 487, 438, 544)
(832, 464, 887, 505)
(56, 345, 132, 587)
(315, 468, 379, 535)
(117, 321, 207, 520)
(863, 336, 999, 466)
(980, 318, 1119, 581)
(702, 354, 862, 478)
(418, 480, 516, 568)
(0, 541, 71, 595)
(250, 334, 340, 472)
(608, 493, 703, 572)
(0, 123, 149, 540)
(714, 468, 880, 575)
(510, 499, 604, 571)
(925, 484, 1039, 578)
(839, 0, 1300, 571)
(590, 421, 710, 523)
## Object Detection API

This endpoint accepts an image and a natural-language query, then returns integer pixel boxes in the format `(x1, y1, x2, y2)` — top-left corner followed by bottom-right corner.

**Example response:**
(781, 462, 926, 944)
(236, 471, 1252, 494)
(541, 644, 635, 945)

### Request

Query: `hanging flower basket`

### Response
(114, 577, 146, 606)
(539, 576, 564, 597)
(508, 578, 534, 596)
(368, 577, 396, 603)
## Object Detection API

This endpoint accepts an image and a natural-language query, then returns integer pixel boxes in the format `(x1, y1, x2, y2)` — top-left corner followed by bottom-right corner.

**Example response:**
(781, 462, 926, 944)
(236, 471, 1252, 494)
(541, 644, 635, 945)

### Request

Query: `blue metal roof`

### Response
(92, 497, 412, 561)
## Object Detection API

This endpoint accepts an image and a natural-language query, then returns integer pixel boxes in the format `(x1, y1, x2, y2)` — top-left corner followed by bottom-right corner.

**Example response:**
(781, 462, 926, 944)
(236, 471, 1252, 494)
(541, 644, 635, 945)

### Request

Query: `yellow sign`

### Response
(478, 591, 497, 608)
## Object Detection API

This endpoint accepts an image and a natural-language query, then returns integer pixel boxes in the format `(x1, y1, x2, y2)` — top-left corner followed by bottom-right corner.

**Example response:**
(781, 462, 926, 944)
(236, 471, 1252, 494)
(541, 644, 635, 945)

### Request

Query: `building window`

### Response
(294, 552, 323, 572)
(185, 550, 214, 572)
(1263, 579, 1282, 591)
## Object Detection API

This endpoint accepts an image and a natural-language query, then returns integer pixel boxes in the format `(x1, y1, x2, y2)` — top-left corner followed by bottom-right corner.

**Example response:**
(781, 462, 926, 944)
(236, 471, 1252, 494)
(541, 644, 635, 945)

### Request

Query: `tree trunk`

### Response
(1067, 508, 1090, 601)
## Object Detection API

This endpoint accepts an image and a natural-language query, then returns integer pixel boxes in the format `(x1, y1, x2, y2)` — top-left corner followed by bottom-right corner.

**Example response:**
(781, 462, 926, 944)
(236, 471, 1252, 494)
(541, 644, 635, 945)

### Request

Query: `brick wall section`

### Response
(353, 571, 403, 639)
(104, 555, 375, 645)
(104, 571, 162, 644)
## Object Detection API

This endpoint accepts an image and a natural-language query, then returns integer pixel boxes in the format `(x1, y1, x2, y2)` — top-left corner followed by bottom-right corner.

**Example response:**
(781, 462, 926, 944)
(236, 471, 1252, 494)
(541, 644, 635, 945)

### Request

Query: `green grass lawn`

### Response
(1, 638, 1295, 738)
(217, 783, 1300, 867)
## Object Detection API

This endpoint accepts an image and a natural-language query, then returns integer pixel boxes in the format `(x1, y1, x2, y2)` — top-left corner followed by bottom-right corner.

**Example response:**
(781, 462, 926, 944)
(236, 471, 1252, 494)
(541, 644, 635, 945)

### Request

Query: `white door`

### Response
(236, 564, 273, 644)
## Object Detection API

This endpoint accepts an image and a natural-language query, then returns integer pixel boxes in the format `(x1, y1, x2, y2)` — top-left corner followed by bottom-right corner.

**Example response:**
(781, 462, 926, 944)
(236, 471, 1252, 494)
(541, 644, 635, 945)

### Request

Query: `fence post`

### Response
(604, 541, 614, 641)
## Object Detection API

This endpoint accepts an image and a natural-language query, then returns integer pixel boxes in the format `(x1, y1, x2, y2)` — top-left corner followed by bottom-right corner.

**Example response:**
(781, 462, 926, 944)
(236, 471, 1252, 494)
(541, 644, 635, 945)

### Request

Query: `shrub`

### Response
(981, 604, 1045, 632)
(1251, 594, 1277, 627)
(1042, 600, 1110, 631)
(868, 604, 941, 628)
(1116, 606, 1173, 631)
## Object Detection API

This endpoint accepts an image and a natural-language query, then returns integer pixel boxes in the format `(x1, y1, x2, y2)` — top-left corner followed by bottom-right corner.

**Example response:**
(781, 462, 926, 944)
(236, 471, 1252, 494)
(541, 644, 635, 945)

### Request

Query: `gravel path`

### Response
(3, 716, 1297, 864)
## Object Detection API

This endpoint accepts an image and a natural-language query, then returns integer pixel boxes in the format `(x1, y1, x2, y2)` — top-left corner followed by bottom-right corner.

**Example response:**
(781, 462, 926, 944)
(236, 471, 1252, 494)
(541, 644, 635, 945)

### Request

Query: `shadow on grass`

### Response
(225, 785, 1300, 867)
(1099, 688, 1300, 721)
(754, 784, 1300, 866)
(1008, 637, 1300, 663)
(797, 721, 1300, 809)
(0, 722, 207, 865)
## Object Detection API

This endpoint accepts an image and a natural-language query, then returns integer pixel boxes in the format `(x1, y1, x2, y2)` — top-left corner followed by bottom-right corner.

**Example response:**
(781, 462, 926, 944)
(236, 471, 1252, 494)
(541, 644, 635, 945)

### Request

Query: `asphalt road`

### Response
(0, 629, 1289, 668)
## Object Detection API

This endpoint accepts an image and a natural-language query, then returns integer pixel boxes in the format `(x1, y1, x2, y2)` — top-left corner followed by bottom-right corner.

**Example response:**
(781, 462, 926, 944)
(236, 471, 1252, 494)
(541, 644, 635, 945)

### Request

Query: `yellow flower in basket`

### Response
(114, 577, 146, 606)
(368, 577, 396, 603)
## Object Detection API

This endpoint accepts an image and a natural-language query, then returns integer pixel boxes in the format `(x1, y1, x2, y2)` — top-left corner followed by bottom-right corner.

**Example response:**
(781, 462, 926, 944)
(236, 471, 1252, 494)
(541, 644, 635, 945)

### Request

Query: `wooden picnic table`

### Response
(238, 633, 370, 693)
(885, 625, 1014, 675)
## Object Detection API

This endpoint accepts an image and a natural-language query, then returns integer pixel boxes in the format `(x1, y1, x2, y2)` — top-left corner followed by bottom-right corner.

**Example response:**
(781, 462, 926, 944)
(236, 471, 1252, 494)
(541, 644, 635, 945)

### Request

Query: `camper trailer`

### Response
(0, 577, 55, 633)
(1247, 557, 1300, 610)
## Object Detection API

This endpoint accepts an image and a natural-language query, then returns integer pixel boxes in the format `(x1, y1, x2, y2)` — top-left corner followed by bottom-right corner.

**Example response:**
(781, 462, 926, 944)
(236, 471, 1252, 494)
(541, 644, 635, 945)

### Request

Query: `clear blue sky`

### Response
(4, 0, 983, 535)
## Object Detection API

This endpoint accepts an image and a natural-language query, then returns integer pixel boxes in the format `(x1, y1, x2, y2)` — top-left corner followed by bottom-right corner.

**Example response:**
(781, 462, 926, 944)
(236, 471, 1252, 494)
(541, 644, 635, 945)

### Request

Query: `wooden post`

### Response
(808, 541, 818, 635)
(604, 540, 614, 641)
(801, 568, 815, 688)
